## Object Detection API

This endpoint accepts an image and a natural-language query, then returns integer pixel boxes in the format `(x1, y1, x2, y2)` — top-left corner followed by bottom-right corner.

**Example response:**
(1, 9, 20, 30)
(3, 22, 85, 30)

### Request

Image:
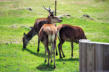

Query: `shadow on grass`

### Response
(24, 48, 45, 58)
(56, 58, 79, 62)
(36, 63, 55, 71)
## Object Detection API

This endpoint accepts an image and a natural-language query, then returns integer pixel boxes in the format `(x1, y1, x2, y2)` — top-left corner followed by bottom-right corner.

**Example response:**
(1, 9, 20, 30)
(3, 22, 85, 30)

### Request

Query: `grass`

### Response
(0, 0, 109, 72)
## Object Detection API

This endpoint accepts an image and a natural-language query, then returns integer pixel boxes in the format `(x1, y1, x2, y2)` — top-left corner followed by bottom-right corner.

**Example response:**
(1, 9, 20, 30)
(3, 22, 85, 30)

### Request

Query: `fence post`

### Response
(79, 39, 109, 72)
(79, 39, 90, 72)
(55, 0, 57, 16)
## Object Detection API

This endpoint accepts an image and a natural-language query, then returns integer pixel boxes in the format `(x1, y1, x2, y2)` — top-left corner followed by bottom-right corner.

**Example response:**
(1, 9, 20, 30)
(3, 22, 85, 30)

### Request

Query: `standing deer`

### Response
(22, 7, 62, 53)
(38, 24, 57, 68)
(38, 10, 62, 68)
(57, 24, 87, 58)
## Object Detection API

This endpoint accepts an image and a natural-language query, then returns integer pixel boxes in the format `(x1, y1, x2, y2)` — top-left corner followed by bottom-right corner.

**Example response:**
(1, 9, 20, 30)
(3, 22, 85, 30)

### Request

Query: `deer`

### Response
(22, 6, 62, 54)
(38, 9, 62, 68)
(38, 24, 57, 68)
(57, 24, 87, 58)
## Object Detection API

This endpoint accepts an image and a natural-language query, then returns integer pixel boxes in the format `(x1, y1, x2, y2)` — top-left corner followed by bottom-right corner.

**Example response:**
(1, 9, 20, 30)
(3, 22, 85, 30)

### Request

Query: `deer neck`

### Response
(26, 27, 37, 41)
(47, 17, 52, 24)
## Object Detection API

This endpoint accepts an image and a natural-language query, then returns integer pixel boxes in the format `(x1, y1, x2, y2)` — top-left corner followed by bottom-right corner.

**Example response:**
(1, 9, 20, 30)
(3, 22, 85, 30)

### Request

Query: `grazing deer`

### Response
(57, 24, 87, 58)
(22, 7, 62, 53)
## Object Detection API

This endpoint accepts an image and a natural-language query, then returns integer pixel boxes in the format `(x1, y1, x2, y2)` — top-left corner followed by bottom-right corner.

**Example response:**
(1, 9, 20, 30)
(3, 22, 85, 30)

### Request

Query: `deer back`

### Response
(39, 24, 57, 43)
(57, 24, 86, 42)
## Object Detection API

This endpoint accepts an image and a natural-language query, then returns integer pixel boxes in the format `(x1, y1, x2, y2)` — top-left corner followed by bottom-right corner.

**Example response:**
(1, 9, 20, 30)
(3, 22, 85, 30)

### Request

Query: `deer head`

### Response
(22, 33, 29, 49)
(48, 15, 62, 23)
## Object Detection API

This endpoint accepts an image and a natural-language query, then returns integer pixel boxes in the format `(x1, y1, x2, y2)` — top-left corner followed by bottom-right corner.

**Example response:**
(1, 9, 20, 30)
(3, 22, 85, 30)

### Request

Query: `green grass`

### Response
(0, 0, 109, 72)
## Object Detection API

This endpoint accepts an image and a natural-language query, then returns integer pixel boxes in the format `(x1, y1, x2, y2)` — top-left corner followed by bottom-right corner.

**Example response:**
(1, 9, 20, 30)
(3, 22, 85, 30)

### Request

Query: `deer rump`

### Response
(39, 24, 57, 44)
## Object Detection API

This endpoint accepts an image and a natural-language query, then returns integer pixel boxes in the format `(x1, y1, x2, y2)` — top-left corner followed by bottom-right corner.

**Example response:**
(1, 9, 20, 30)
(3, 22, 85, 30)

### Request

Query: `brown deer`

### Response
(22, 7, 62, 53)
(38, 24, 57, 68)
(38, 10, 62, 68)
(57, 24, 87, 58)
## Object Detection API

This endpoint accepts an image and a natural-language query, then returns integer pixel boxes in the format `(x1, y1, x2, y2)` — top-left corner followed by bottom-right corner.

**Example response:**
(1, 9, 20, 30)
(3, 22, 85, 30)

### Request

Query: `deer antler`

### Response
(43, 6, 54, 16)
(43, 6, 51, 13)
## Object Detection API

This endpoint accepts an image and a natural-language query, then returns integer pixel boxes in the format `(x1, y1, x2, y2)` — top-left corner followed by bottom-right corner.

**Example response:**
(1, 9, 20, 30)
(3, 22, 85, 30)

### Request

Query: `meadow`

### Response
(0, 0, 109, 72)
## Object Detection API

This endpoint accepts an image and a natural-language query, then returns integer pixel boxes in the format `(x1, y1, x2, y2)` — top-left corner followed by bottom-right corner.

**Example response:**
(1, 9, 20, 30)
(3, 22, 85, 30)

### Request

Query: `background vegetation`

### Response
(0, 0, 109, 72)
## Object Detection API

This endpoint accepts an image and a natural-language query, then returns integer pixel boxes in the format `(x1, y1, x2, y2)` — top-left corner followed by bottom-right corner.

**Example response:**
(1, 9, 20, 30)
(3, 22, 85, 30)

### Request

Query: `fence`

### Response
(79, 39, 109, 72)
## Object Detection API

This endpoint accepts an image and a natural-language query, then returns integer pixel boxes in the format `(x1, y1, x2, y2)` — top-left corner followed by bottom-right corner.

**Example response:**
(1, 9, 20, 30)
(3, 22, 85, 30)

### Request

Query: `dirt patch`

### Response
(9, 24, 18, 29)
(81, 14, 94, 20)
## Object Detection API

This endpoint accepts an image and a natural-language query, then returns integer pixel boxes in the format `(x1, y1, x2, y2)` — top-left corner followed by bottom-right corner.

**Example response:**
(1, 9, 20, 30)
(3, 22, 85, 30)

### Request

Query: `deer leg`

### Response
(47, 48, 50, 66)
(45, 41, 50, 66)
(44, 40, 48, 63)
(56, 46, 58, 56)
(58, 42, 62, 58)
(22, 47, 26, 51)
(60, 40, 65, 58)
(53, 40, 56, 68)
(44, 47, 47, 63)
(61, 45, 65, 58)
(50, 44, 53, 63)
(71, 42, 73, 58)
(44, 39, 50, 66)
(55, 34, 58, 56)
(58, 40, 64, 58)
(37, 39, 40, 53)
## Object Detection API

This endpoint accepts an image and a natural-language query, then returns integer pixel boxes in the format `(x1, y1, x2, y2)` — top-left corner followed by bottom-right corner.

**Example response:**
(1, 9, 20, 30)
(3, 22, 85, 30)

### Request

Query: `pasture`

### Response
(0, 0, 109, 72)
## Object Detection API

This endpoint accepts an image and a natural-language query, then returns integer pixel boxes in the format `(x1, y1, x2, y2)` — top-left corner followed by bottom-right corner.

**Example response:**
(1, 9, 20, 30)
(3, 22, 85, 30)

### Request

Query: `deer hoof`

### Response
(44, 59, 47, 63)
(47, 63, 50, 67)
(60, 56, 63, 59)
(51, 60, 53, 63)
(56, 53, 58, 56)
(71, 55, 73, 58)
(63, 55, 65, 58)
(53, 65, 56, 69)
(37, 49, 39, 53)
(22, 48, 25, 51)
(56, 52, 58, 56)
